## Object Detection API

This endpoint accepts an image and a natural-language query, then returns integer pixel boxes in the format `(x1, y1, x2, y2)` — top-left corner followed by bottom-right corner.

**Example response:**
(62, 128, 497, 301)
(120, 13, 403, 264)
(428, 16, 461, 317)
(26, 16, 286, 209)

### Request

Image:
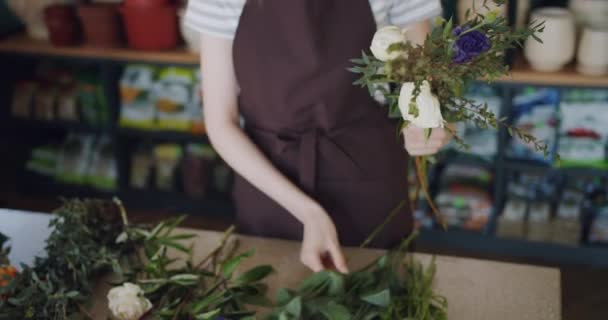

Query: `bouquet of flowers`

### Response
(350, 0, 545, 226)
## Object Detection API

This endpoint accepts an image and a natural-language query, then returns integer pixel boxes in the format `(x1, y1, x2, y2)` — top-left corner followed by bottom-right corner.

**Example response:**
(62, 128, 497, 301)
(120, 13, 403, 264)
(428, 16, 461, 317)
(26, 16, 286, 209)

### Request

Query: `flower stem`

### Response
(415, 156, 447, 230)
(360, 200, 406, 249)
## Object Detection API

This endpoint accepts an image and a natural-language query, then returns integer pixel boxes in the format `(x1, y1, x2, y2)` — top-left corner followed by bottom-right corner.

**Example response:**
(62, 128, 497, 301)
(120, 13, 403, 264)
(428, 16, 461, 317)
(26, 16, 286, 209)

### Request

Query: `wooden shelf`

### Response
(0, 34, 199, 65)
(498, 56, 608, 88)
(1, 35, 607, 87)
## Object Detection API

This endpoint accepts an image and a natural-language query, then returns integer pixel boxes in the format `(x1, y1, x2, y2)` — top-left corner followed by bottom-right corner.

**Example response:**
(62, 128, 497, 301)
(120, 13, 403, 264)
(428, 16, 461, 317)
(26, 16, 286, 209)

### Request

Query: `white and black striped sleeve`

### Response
(184, 0, 245, 40)
(388, 0, 443, 27)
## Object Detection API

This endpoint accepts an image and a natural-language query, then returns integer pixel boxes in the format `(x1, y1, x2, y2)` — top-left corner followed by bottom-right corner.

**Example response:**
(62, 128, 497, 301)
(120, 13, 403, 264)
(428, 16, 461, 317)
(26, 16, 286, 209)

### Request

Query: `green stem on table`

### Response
(195, 225, 236, 270)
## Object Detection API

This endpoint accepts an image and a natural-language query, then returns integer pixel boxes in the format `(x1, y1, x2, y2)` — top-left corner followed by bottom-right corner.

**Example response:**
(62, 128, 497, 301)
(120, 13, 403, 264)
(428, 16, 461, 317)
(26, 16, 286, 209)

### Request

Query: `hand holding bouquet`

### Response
(351, 0, 545, 227)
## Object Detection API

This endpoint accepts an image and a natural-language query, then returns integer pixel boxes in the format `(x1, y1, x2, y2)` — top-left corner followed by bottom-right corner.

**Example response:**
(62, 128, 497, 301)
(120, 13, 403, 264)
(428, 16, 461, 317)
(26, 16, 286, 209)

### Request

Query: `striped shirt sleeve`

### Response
(388, 0, 443, 27)
(184, 0, 245, 39)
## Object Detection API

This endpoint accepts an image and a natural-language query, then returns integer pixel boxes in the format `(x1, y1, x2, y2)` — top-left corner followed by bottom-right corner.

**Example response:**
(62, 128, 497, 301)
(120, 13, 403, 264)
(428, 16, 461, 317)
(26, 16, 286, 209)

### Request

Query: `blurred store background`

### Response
(0, 1, 607, 318)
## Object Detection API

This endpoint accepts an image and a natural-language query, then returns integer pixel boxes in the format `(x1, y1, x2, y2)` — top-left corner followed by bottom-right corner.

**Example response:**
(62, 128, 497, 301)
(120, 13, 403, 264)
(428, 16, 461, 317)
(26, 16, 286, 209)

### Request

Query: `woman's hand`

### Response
(299, 203, 349, 274)
(402, 124, 455, 156)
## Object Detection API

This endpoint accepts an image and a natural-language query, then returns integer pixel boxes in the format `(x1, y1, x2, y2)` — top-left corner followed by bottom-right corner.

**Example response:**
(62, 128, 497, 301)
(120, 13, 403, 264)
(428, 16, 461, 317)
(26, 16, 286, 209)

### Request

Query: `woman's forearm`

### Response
(201, 34, 320, 225)
(206, 119, 320, 223)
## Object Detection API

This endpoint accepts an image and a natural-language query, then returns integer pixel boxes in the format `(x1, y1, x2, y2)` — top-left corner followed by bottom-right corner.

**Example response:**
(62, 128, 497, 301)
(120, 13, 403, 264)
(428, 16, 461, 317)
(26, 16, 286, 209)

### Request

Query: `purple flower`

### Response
(452, 26, 491, 64)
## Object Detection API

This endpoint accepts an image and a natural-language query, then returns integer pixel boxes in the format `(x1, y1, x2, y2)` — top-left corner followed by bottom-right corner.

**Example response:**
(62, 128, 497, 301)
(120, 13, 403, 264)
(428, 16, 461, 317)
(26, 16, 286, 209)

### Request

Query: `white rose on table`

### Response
(107, 283, 152, 320)
(399, 81, 445, 129)
(370, 26, 407, 61)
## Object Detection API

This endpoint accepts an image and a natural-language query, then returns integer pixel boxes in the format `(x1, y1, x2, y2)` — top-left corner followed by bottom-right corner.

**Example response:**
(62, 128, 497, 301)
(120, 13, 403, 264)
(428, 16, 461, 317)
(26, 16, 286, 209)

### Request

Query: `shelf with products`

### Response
(417, 228, 608, 267)
(9, 118, 104, 134)
(117, 127, 208, 144)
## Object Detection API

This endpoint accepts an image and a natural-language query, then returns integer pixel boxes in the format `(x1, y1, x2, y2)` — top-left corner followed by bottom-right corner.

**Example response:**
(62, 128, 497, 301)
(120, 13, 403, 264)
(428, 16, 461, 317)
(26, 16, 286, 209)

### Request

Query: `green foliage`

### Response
(0, 199, 127, 319)
(267, 232, 447, 320)
(0, 199, 273, 320)
(351, 1, 548, 155)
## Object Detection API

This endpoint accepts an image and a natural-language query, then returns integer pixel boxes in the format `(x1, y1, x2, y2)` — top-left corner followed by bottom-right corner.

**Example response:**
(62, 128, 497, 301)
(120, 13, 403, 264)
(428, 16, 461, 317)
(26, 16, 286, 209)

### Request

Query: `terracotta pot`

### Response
(124, 0, 171, 8)
(44, 4, 80, 46)
(121, 5, 178, 50)
(77, 4, 124, 48)
(524, 8, 576, 72)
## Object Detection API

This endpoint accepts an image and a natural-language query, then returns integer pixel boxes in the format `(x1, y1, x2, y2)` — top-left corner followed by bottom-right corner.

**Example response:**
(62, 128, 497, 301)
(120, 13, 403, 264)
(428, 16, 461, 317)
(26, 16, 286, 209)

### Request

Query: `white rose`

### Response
(398, 81, 445, 129)
(107, 283, 153, 320)
(370, 26, 406, 61)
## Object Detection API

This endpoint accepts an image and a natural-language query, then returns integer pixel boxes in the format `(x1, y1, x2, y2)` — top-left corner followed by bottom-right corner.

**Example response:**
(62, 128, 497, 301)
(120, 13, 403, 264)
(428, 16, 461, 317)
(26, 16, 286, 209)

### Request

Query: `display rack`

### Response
(1, 35, 608, 266)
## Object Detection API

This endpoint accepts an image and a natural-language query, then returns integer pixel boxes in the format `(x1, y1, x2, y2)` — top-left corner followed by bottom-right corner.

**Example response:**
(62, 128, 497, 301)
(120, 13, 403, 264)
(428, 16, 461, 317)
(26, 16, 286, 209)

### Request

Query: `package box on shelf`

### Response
(526, 202, 552, 243)
(56, 134, 95, 185)
(153, 67, 196, 132)
(119, 64, 157, 129)
(497, 198, 527, 239)
(11, 81, 37, 118)
(78, 72, 110, 127)
(86, 136, 118, 191)
(129, 145, 154, 189)
(550, 188, 584, 246)
(507, 88, 559, 163)
(154, 144, 183, 192)
(34, 83, 58, 121)
(558, 89, 608, 169)
(189, 69, 204, 134)
(181, 144, 216, 197)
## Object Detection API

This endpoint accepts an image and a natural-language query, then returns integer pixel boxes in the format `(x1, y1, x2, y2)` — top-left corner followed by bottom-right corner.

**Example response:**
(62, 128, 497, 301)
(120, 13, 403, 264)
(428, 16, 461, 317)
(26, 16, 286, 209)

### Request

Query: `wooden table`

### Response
(91, 229, 561, 320)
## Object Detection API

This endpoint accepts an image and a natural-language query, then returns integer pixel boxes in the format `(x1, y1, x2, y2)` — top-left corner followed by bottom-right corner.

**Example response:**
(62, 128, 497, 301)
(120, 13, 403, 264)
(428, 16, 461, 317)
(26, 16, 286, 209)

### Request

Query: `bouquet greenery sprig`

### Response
(350, 0, 545, 225)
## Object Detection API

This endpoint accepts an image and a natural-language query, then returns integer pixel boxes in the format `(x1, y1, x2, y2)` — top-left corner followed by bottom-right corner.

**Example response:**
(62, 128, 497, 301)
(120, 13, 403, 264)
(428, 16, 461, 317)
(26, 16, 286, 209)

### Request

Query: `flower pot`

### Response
(44, 4, 80, 46)
(524, 8, 576, 72)
(121, 5, 178, 51)
(577, 27, 608, 76)
(178, 8, 200, 53)
(570, 0, 608, 29)
(77, 4, 124, 48)
(7, 0, 69, 40)
(124, 0, 171, 8)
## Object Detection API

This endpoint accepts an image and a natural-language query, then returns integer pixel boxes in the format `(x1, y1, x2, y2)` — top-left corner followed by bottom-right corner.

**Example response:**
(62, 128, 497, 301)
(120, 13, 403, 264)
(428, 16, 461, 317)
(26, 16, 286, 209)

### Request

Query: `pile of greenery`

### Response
(268, 232, 446, 320)
(0, 199, 447, 320)
(0, 199, 273, 320)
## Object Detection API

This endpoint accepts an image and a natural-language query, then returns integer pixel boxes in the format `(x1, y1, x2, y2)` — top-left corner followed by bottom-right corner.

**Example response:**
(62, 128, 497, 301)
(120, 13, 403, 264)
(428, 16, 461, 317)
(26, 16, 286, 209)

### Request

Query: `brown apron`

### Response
(232, 0, 411, 248)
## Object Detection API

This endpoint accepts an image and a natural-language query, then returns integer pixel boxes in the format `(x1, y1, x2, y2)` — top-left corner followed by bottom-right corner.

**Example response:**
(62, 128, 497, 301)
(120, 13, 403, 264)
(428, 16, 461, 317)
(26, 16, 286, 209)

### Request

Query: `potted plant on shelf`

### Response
(76, 0, 124, 48)
(120, 0, 179, 51)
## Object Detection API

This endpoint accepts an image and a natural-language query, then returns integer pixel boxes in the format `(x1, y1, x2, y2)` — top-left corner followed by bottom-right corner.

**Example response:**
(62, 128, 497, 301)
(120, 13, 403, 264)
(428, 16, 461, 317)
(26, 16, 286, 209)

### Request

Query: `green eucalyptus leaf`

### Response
(222, 249, 255, 279)
(361, 289, 391, 307)
(285, 297, 302, 317)
(195, 308, 221, 320)
(236, 265, 274, 286)
(320, 302, 351, 320)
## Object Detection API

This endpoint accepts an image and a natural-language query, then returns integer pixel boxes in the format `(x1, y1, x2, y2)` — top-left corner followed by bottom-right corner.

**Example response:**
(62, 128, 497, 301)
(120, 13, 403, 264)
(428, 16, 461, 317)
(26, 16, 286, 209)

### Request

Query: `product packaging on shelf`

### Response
(497, 198, 527, 239)
(34, 83, 58, 121)
(11, 81, 38, 118)
(433, 163, 493, 231)
(153, 67, 195, 131)
(558, 89, 608, 169)
(507, 87, 559, 163)
(120, 64, 157, 128)
(190, 69, 205, 134)
(56, 134, 95, 185)
(26, 145, 60, 177)
(552, 187, 584, 246)
(130, 145, 154, 189)
(526, 201, 552, 242)
(181, 144, 217, 197)
(87, 136, 118, 191)
(154, 144, 183, 192)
